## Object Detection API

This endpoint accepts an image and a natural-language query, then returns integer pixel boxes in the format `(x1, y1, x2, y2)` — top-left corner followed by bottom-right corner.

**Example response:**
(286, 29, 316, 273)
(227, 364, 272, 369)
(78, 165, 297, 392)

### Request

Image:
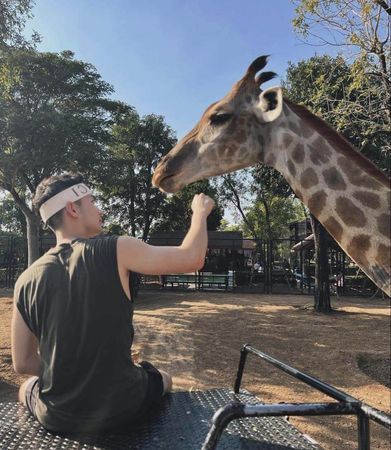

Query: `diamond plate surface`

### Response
(0, 389, 321, 449)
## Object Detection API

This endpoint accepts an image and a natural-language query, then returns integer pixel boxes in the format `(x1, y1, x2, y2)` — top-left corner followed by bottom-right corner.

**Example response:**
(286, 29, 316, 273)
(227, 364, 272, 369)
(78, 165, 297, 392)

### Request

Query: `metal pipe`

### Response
(234, 347, 248, 393)
(242, 401, 357, 417)
(242, 345, 391, 430)
(358, 412, 370, 450)
(202, 402, 244, 450)
(242, 344, 358, 403)
(202, 401, 357, 450)
(360, 404, 391, 429)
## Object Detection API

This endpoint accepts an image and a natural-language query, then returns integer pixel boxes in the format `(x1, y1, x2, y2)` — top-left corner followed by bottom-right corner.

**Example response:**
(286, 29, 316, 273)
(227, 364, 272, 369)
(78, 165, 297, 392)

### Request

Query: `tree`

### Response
(244, 195, 305, 240)
(98, 112, 177, 240)
(310, 214, 331, 312)
(284, 54, 390, 172)
(292, 0, 390, 171)
(152, 179, 224, 233)
(282, 54, 389, 311)
(0, 0, 40, 49)
(215, 165, 297, 237)
(0, 49, 125, 264)
(218, 219, 242, 233)
(0, 194, 26, 235)
(213, 170, 260, 239)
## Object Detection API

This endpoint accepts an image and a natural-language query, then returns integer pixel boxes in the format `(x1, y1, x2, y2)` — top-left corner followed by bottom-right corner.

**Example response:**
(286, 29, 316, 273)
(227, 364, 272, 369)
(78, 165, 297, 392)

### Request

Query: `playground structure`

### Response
(1, 344, 389, 449)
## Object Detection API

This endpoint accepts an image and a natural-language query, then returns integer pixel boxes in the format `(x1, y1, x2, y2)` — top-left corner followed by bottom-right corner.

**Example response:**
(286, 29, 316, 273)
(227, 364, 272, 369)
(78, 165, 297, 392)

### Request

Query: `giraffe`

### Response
(152, 56, 391, 297)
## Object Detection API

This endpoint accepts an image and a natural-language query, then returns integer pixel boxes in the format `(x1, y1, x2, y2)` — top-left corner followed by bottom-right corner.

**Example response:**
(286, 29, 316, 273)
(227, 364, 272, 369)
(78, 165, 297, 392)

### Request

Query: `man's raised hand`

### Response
(191, 193, 215, 218)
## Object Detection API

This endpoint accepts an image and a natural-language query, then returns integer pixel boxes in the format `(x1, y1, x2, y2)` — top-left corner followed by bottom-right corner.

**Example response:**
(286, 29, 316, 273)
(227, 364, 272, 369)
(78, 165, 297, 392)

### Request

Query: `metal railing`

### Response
(202, 344, 391, 450)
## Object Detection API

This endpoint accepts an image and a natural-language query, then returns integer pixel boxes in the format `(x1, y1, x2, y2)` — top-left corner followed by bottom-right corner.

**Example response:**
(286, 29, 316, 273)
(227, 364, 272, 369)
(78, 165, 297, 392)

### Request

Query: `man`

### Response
(11, 172, 214, 434)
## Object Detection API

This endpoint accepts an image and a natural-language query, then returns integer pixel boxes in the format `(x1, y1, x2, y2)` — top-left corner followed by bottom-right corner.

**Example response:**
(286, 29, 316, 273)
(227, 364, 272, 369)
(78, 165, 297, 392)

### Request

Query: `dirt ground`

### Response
(0, 287, 390, 449)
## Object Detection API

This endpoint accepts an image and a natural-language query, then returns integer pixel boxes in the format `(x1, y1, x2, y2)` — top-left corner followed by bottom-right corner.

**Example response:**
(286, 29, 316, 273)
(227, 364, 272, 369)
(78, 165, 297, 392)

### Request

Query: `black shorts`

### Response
(138, 360, 164, 410)
(106, 360, 165, 433)
(23, 362, 164, 430)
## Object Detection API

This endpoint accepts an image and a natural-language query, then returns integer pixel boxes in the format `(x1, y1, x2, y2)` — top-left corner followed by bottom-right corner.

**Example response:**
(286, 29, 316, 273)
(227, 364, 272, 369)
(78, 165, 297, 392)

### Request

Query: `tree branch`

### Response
(222, 175, 259, 240)
(9, 187, 35, 219)
(374, 0, 391, 15)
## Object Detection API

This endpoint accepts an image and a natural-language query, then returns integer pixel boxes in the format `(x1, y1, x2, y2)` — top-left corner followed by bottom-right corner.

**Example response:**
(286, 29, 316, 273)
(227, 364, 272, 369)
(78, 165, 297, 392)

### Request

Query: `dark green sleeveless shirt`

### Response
(14, 236, 149, 433)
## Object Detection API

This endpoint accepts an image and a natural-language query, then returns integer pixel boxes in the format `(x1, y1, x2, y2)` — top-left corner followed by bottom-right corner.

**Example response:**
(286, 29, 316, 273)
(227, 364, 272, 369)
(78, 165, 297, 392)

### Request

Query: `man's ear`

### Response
(65, 201, 79, 219)
(254, 86, 283, 123)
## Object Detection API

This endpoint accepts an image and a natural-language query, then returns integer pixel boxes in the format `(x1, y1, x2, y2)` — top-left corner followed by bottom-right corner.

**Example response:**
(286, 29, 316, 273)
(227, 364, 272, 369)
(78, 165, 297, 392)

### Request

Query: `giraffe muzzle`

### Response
(152, 168, 182, 193)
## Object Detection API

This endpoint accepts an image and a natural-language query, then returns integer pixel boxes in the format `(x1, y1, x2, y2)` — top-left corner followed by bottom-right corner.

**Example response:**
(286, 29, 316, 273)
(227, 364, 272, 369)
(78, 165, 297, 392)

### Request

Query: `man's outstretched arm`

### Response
(117, 193, 215, 275)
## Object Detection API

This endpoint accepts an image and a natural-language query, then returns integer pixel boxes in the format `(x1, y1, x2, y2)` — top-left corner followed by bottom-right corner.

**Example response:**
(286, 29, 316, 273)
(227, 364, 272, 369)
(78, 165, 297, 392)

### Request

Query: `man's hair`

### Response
(32, 172, 85, 231)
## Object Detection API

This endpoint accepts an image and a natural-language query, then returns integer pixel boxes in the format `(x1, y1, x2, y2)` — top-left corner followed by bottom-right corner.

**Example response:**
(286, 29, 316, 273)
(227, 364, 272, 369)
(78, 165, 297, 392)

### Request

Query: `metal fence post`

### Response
(358, 412, 370, 450)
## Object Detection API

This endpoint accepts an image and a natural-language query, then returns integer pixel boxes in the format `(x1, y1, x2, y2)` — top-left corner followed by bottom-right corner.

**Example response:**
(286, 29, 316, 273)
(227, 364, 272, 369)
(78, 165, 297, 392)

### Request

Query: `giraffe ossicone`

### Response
(152, 56, 391, 296)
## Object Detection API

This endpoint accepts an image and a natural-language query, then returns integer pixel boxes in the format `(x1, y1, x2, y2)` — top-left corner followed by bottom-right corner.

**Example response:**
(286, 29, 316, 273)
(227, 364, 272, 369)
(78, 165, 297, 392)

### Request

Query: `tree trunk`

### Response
(9, 188, 41, 266)
(310, 214, 332, 312)
(260, 197, 272, 239)
(26, 214, 41, 265)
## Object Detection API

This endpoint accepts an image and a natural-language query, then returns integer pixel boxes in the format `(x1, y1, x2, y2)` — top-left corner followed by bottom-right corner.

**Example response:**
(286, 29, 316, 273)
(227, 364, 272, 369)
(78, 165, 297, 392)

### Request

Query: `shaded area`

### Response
(357, 354, 390, 388)
(0, 380, 17, 402)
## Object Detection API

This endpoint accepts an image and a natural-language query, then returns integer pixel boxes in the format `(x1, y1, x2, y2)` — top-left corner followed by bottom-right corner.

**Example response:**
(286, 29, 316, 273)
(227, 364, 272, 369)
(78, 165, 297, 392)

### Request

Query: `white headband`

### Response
(39, 183, 91, 223)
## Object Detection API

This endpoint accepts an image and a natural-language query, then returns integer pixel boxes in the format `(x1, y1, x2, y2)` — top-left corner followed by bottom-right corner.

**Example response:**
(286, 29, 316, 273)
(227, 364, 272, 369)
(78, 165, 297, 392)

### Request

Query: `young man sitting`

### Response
(11, 172, 214, 434)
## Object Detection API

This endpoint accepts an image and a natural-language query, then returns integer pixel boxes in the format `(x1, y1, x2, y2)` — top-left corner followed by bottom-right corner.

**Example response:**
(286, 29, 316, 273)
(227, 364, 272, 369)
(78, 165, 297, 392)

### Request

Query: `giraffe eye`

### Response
(210, 112, 232, 126)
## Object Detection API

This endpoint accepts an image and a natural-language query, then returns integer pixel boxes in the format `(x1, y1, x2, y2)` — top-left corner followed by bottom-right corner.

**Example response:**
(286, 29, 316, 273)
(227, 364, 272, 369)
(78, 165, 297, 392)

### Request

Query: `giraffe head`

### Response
(153, 56, 284, 193)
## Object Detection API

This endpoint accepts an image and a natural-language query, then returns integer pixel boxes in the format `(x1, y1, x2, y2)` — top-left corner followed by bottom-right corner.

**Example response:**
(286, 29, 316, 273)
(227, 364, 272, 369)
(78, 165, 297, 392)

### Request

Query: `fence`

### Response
(0, 235, 27, 288)
(0, 234, 380, 296)
(143, 237, 379, 296)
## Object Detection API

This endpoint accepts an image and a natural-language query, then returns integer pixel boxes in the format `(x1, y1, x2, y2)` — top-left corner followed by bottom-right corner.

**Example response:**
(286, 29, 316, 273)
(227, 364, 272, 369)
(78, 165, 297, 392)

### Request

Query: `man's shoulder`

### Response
(15, 252, 55, 288)
(83, 235, 119, 251)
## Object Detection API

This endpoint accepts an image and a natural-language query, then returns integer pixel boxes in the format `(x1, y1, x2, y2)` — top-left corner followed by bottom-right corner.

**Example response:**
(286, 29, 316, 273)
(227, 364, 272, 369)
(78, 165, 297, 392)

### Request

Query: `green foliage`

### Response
(291, 0, 390, 173)
(0, 0, 40, 50)
(0, 48, 125, 194)
(284, 55, 390, 173)
(218, 219, 242, 233)
(0, 194, 26, 234)
(213, 166, 299, 239)
(0, 48, 127, 263)
(105, 223, 127, 236)
(98, 111, 177, 239)
(251, 165, 291, 197)
(292, 0, 389, 53)
(212, 171, 259, 238)
(152, 179, 224, 233)
(243, 195, 306, 240)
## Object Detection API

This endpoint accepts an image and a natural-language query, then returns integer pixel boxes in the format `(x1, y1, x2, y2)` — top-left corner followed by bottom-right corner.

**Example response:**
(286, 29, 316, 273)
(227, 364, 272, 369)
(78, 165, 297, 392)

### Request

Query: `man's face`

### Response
(78, 194, 104, 237)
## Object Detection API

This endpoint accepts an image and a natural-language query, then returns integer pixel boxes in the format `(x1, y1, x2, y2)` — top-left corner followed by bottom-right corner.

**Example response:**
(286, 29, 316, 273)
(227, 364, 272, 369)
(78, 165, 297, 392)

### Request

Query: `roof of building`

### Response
(148, 231, 244, 249)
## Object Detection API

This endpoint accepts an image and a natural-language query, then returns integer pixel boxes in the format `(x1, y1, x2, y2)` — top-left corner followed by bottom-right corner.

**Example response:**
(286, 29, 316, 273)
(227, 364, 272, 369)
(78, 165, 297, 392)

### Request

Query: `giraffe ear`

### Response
(254, 86, 283, 123)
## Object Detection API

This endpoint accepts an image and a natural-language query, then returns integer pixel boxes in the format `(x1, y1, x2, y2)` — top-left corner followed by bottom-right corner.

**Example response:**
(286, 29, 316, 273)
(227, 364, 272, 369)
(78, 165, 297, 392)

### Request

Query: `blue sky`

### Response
(25, 0, 325, 139)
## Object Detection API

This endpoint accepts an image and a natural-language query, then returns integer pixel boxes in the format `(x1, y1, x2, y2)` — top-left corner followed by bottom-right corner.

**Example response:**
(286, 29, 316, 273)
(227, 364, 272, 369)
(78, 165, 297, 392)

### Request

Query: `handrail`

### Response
(202, 344, 391, 450)
(235, 344, 391, 428)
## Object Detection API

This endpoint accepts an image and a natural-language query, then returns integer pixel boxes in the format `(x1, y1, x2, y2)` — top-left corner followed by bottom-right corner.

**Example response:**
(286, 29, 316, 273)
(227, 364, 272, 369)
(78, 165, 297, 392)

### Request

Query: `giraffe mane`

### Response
(284, 98, 390, 188)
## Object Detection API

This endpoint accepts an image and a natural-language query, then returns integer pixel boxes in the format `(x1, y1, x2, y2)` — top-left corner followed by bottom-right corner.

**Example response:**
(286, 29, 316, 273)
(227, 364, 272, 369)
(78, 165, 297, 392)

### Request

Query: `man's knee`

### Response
(18, 377, 36, 405)
(159, 370, 172, 394)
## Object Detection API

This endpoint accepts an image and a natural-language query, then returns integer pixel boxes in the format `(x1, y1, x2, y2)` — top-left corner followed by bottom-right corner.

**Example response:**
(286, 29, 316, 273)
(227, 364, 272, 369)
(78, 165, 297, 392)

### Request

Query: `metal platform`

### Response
(0, 388, 319, 449)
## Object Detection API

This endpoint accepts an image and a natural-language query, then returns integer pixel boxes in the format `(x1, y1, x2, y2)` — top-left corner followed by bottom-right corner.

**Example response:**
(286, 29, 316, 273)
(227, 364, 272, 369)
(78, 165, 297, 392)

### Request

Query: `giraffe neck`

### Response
(266, 100, 390, 296)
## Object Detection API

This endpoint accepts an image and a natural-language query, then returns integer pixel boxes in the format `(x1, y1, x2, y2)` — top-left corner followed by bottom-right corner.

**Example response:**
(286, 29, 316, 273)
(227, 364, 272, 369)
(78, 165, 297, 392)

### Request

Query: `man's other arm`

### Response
(11, 305, 41, 376)
(117, 193, 215, 275)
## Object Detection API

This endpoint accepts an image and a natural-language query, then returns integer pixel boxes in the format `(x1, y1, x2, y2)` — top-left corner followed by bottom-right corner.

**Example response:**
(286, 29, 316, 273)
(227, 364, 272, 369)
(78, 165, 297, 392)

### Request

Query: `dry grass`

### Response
(1, 288, 390, 449)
